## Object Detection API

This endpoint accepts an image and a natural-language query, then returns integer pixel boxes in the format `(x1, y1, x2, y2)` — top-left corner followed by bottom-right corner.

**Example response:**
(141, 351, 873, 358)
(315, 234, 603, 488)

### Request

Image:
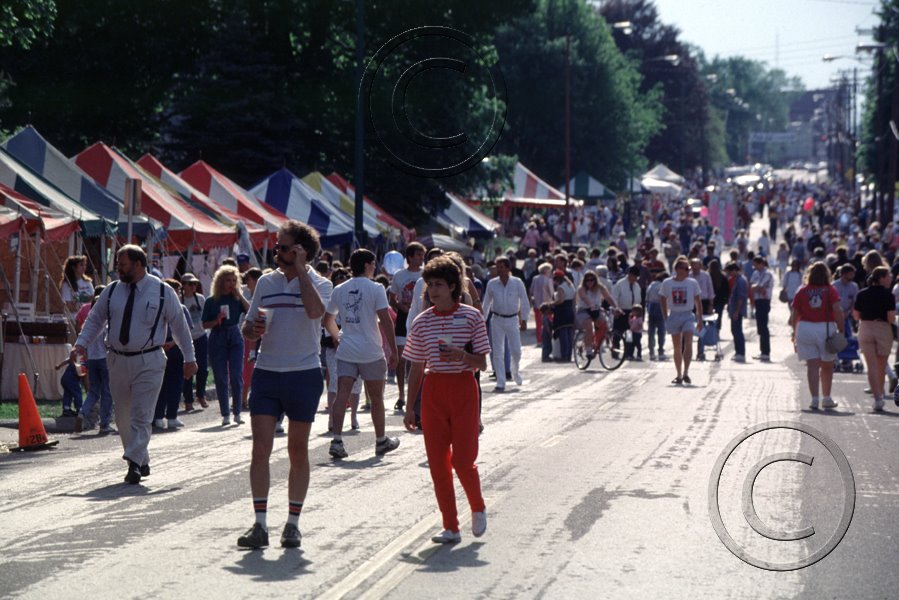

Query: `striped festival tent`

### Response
(436, 192, 500, 239)
(320, 172, 412, 242)
(300, 172, 389, 241)
(75, 143, 237, 250)
(250, 169, 355, 247)
(180, 160, 285, 241)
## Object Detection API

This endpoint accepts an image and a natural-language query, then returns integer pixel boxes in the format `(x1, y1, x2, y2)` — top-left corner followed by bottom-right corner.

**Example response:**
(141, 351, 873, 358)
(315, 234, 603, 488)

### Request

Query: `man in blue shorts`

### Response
(236, 220, 332, 549)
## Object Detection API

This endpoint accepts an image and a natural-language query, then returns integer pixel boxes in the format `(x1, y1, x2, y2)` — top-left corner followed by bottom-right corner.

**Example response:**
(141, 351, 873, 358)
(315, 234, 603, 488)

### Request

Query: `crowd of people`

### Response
(60, 173, 899, 550)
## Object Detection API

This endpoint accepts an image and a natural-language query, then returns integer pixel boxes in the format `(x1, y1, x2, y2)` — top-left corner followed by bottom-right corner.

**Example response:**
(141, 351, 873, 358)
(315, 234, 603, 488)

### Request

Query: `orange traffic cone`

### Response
(14, 373, 57, 451)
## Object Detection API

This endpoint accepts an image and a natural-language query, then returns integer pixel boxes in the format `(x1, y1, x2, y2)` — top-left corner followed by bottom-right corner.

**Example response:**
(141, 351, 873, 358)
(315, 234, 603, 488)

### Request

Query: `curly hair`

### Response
(279, 220, 321, 260)
(423, 255, 462, 301)
(211, 265, 241, 300)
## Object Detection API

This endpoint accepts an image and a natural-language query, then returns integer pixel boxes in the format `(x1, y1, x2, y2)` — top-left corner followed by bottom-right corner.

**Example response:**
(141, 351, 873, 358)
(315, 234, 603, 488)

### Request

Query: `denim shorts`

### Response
(249, 368, 323, 422)
(665, 311, 696, 335)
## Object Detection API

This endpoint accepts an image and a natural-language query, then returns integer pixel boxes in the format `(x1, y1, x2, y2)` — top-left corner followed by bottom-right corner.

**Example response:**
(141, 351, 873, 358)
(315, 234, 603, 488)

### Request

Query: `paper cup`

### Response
(221, 305, 230, 319)
(257, 307, 272, 333)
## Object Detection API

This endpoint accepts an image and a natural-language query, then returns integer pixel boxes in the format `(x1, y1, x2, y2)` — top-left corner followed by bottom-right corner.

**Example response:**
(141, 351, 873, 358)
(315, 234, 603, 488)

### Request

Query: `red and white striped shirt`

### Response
(403, 303, 490, 373)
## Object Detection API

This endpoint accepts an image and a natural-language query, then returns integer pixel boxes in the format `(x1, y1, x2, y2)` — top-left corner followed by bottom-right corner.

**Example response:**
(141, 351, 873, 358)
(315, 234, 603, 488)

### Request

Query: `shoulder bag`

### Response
(824, 288, 848, 354)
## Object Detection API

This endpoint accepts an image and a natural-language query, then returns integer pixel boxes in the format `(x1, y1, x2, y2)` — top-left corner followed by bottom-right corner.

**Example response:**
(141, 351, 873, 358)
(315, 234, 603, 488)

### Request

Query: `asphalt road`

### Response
(1, 290, 897, 599)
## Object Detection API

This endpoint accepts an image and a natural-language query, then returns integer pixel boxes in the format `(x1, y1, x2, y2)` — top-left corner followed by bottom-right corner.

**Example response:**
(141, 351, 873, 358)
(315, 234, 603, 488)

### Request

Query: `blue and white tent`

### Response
(435, 192, 499, 239)
(2, 126, 156, 238)
(250, 169, 355, 247)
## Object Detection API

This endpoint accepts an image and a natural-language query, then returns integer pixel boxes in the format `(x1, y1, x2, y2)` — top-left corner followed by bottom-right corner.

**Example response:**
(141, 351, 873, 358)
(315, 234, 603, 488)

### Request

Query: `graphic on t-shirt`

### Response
(672, 288, 687, 305)
(401, 281, 416, 305)
(807, 289, 824, 309)
(344, 289, 362, 323)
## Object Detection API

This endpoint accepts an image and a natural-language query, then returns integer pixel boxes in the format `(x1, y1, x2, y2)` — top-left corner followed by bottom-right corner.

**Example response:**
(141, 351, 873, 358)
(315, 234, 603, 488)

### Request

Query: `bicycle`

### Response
(573, 308, 626, 371)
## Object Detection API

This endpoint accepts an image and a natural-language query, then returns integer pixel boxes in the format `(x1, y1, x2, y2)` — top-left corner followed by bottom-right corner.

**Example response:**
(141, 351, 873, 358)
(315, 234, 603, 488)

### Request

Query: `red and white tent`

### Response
(0, 182, 80, 241)
(180, 160, 285, 241)
(75, 143, 237, 250)
(137, 155, 268, 250)
(0, 203, 24, 238)
(504, 162, 583, 208)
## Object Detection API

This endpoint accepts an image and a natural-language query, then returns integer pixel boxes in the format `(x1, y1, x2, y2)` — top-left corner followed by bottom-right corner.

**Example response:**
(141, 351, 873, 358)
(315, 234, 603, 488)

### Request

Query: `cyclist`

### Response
(575, 271, 620, 359)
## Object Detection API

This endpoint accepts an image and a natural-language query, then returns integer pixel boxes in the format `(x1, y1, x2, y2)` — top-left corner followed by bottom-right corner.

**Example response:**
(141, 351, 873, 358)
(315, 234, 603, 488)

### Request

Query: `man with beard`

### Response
(72, 245, 197, 484)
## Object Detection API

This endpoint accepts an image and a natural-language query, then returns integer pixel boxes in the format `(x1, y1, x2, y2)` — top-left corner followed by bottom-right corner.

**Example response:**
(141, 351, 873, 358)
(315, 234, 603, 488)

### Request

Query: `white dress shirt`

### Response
(482, 276, 530, 321)
(77, 273, 196, 361)
(611, 277, 641, 310)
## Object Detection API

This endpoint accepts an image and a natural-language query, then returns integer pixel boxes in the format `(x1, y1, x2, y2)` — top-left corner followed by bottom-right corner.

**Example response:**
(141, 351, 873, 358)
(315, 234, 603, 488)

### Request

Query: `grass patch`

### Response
(0, 399, 62, 420)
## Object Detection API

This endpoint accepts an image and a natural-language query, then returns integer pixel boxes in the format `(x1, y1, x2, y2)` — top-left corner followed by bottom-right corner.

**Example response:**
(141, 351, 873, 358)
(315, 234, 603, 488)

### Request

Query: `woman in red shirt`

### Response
(790, 261, 844, 410)
(403, 256, 491, 544)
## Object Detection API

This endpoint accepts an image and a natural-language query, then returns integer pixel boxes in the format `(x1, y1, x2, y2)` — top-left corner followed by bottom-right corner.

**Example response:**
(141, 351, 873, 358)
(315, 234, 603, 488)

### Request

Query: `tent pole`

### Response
(68, 233, 75, 257)
(100, 233, 107, 284)
(13, 230, 22, 304)
(31, 230, 41, 308)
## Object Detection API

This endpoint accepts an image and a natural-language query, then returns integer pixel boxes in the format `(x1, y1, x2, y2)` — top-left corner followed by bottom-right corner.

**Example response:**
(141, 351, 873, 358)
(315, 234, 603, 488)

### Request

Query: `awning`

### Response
(640, 177, 683, 195)
(137, 154, 267, 249)
(250, 169, 355, 247)
(500, 196, 584, 208)
(322, 172, 413, 242)
(0, 183, 81, 241)
(75, 143, 237, 250)
(0, 146, 113, 238)
(2, 126, 156, 239)
(642, 163, 685, 184)
(0, 203, 25, 238)
(436, 193, 500, 238)
(180, 160, 285, 240)
(301, 172, 388, 241)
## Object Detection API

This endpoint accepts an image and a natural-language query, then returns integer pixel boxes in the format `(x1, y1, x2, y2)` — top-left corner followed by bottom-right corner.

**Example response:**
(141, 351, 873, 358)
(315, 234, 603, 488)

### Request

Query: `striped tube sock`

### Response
(253, 498, 267, 529)
(287, 501, 303, 527)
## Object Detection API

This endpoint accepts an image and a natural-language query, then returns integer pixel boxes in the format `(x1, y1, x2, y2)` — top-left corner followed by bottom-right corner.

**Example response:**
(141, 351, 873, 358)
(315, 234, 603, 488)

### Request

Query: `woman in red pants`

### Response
(403, 256, 491, 544)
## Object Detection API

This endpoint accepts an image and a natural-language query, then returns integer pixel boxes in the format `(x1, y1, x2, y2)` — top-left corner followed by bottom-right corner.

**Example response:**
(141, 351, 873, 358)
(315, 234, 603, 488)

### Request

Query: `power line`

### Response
(718, 34, 859, 54)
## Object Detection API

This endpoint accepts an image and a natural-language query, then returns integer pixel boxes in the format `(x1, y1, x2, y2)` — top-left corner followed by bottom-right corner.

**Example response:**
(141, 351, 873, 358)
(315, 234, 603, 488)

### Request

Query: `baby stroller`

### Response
(834, 317, 864, 373)
(699, 315, 723, 361)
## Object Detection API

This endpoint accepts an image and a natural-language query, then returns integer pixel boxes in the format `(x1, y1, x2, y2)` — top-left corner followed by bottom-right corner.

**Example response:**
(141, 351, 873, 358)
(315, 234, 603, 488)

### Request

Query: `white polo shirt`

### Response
(246, 266, 332, 372)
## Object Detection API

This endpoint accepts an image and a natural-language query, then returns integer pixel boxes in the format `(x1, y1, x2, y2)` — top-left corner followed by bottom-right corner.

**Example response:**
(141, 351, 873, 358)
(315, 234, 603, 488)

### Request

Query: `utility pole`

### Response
(564, 33, 572, 240)
(353, 0, 365, 247)
(886, 51, 899, 225)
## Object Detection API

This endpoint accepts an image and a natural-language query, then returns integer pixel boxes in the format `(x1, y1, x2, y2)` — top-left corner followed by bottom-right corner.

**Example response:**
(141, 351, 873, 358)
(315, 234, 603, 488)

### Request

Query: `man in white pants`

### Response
(72, 245, 197, 484)
(481, 256, 530, 392)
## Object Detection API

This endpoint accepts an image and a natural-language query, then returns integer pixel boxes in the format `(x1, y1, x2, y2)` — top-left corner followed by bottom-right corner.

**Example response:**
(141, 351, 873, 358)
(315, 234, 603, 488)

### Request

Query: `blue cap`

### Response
(236, 253, 250, 263)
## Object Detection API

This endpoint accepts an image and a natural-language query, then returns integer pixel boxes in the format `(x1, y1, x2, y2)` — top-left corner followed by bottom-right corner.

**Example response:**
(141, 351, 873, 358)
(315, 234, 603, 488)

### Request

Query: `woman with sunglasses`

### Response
(575, 270, 619, 358)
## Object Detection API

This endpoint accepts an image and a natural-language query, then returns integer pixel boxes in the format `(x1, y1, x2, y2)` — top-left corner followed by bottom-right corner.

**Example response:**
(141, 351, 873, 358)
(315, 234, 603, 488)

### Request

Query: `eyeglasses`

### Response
(675, 265, 688, 271)
(275, 244, 293, 253)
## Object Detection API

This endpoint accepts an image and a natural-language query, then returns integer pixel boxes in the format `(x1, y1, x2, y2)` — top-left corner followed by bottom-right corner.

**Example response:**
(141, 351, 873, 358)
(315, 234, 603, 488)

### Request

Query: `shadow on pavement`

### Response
(54, 482, 183, 500)
(317, 456, 387, 470)
(224, 547, 314, 581)
(799, 409, 856, 417)
(399, 541, 489, 572)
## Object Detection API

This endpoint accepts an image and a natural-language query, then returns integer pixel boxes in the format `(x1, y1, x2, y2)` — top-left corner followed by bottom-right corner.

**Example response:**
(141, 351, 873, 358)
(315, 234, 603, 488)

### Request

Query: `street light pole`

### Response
(353, 0, 365, 247)
(564, 33, 572, 240)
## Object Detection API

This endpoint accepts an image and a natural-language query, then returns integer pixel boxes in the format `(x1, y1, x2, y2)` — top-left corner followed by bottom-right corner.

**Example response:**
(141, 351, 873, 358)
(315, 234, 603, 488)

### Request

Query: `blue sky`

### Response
(652, 0, 881, 89)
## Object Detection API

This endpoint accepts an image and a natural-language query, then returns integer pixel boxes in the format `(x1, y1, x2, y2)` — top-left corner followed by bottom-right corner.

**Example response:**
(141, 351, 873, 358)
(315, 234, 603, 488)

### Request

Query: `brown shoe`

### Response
(197, 397, 209, 409)
(184, 403, 194, 412)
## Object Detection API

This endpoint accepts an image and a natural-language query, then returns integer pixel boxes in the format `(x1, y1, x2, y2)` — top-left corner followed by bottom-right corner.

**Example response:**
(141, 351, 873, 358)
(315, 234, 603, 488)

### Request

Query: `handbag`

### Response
(778, 288, 788, 303)
(825, 295, 848, 353)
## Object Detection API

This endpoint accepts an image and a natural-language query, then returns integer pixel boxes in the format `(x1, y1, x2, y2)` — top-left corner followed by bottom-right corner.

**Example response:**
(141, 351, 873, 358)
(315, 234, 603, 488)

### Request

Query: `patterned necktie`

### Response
(119, 283, 136, 346)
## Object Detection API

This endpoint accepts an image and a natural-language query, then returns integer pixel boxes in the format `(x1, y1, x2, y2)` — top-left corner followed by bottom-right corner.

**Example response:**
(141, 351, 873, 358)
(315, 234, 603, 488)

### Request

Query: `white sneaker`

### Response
(275, 420, 285, 434)
(472, 511, 487, 538)
(874, 398, 885, 412)
(431, 529, 462, 544)
(732, 355, 746, 363)
(809, 397, 819, 410)
(513, 372, 523, 386)
(221, 416, 231, 426)
(821, 397, 838, 409)
(152, 419, 166, 429)
(167, 418, 185, 429)
(234, 415, 245, 425)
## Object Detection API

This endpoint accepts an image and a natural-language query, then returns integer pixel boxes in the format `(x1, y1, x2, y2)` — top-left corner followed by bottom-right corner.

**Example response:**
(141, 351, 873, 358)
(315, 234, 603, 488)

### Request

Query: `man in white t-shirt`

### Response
(237, 221, 332, 550)
(388, 242, 425, 412)
(324, 249, 399, 459)
(481, 257, 530, 392)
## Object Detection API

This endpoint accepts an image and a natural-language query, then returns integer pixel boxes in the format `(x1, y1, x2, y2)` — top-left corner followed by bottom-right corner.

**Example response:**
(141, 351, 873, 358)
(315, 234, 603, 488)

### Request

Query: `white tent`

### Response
(642, 164, 685, 185)
(640, 177, 683, 196)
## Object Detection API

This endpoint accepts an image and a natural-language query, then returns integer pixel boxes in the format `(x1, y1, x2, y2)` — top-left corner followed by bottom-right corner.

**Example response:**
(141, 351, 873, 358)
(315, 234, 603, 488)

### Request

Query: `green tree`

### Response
(493, 0, 662, 191)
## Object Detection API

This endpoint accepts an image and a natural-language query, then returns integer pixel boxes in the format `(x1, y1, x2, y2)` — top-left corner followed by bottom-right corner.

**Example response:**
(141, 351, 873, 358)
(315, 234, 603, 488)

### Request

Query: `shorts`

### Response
(325, 347, 362, 394)
(796, 321, 837, 362)
(665, 311, 696, 335)
(249, 368, 323, 422)
(575, 309, 602, 330)
(858, 321, 894, 356)
(337, 357, 388, 382)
